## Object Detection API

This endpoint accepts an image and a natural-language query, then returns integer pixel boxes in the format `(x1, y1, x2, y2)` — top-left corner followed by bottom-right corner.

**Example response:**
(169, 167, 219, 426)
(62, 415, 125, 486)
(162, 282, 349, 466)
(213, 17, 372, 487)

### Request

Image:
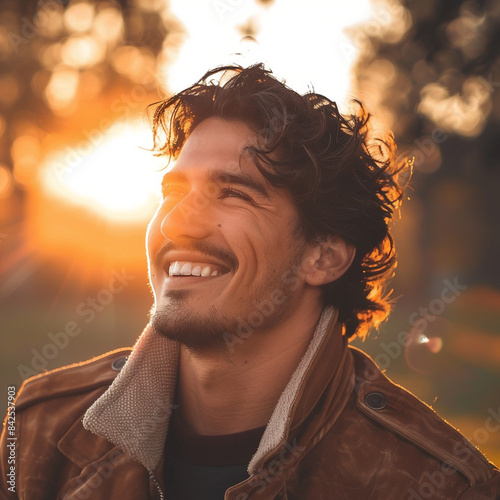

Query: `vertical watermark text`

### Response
(5, 386, 17, 494)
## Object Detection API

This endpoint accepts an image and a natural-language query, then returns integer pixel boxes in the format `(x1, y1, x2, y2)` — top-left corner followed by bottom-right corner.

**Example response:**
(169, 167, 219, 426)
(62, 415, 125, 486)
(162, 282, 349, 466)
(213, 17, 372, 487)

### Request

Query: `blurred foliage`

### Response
(352, 0, 500, 293)
(350, 3, 499, 443)
(355, 0, 500, 145)
(0, 0, 172, 185)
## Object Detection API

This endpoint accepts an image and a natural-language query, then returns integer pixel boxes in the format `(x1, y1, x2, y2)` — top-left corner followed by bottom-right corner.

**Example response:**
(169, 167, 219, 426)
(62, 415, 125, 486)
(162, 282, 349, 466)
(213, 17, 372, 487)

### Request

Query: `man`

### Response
(1, 64, 499, 499)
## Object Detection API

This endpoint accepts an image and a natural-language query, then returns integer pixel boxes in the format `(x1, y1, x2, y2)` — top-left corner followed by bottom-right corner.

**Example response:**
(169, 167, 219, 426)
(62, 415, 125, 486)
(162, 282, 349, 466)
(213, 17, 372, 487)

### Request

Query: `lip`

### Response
(165, 272, 227, 283)
(162, 266, 231, 291)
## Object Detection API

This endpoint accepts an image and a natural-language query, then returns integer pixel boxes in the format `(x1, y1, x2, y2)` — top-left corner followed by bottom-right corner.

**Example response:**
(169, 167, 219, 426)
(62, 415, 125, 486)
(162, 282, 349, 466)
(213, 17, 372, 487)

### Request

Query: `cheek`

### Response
(145, 223, 164, 294)
(146, 216, 162, 260)
(232, 228, 283, 276)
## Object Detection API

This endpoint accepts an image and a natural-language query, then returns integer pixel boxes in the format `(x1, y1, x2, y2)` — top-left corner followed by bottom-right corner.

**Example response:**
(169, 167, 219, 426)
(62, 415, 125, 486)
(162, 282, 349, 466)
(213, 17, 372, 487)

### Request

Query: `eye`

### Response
(219, 187, 253, 203)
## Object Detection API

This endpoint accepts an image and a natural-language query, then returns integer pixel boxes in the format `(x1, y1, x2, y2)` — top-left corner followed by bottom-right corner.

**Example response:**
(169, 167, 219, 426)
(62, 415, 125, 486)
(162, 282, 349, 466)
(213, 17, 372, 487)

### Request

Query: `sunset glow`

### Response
(164, 0, 376, 104)
(40, 121, 164, 222)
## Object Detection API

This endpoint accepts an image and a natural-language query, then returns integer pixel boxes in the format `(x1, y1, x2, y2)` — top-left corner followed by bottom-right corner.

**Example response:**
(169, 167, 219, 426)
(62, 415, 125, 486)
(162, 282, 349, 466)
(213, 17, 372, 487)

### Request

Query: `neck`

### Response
(177, 294, 325, 435)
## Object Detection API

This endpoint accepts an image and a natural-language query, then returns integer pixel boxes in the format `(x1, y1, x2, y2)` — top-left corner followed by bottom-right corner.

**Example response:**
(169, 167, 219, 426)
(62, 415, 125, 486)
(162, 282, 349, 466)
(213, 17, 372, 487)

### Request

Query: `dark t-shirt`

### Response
(164, 412, 265, 500)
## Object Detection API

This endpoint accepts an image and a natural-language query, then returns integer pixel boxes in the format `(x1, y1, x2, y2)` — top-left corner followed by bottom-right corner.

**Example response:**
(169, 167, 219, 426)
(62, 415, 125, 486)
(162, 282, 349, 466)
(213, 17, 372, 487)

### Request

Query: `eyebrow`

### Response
(208, 169, 270, 199)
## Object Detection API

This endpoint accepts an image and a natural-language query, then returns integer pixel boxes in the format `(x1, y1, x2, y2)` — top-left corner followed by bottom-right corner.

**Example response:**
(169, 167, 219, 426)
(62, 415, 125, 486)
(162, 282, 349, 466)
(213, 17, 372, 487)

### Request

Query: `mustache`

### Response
(154, 240, 239, 272)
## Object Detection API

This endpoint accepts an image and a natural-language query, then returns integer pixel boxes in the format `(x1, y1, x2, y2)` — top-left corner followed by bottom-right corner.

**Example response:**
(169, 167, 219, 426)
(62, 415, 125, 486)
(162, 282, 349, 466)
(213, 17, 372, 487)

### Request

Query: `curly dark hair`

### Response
(151, 64, 408, 339)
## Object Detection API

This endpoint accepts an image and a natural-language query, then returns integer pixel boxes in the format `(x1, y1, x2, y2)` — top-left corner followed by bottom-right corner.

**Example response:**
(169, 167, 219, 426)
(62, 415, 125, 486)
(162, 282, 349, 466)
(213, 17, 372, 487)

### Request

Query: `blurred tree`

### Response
(353, 0, 500, 291)
(0, 0, 170, 183)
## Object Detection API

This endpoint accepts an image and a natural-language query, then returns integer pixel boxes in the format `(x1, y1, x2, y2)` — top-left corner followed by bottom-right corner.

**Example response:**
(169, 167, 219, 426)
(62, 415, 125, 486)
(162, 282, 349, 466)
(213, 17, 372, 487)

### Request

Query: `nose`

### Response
(159, 191, 213, 241)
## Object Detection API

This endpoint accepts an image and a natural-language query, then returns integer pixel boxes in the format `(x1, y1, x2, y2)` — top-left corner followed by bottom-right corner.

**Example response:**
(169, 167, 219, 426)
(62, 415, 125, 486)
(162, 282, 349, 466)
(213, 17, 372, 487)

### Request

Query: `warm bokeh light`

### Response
(111, 45, 157, 84)
(36, 1, 65, 38)
(419, 76, 493, 137)
(44, 67, 80, 113)
(0, 164, 14, 199)
(0, 75, 19, 107)
(446, 5, 486, 59)
(63, 1, 95, 33)
(40, 120, 164, 222)
(92, 7, 124, 42)
(64, 2, 94, 32)
(11, 135, 41, 186)
(133, 0, 165, 13)
(61, 34, 105, 68)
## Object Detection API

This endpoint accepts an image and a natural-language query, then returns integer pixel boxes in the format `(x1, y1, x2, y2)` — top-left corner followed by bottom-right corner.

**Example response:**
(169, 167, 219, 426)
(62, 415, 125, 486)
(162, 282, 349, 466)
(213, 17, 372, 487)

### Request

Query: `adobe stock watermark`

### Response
(5, 386, 17, 494)
(409, 127, 448, 172)
(67, 400, 178, 498)
(256, 111, 296, 145)
(158, 111, 296, 227)
(234, 438, 306, 500)
(222, 235, 334, 352)
(410, 73, 500, 171)
(62, 449, 128, 500)
(132, 399, 179, 447)
(8, 0, 61, 54)
(476, 73, 500, 93)
(465, 406, 500, 448)
(358, 277, 467, 380)
(52, 69, 161, 183)
(341, 2, 406, 62)
(407, 405, 500, 499)
(212, 0, 247, 21)
(222, 287, 288, 352)
(17, 268, 135, 380)
(160, 162, 267, 227)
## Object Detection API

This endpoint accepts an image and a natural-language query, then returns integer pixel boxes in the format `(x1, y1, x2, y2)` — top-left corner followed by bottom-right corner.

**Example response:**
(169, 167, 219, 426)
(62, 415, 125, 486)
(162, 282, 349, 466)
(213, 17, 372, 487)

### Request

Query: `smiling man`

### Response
(1, 65, 499, 499)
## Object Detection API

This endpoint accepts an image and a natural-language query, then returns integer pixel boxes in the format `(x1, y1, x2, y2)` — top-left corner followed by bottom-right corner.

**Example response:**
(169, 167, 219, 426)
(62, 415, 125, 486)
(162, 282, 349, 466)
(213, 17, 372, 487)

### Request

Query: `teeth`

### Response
(171, 262, 181, 275)
(168, 261, 223, 278)
(180, 263, 192, 275)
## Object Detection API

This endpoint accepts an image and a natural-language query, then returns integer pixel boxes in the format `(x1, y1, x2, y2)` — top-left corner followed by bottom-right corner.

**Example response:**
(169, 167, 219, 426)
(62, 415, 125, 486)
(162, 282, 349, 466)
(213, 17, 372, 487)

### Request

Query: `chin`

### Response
(150, 304, 237, 354)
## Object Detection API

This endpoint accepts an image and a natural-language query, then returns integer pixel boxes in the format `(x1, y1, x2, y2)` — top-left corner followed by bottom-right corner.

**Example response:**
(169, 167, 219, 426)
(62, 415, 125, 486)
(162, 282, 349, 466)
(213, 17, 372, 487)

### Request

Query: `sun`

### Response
(40, 120, 165, 222)
(24, 119, 167, 270)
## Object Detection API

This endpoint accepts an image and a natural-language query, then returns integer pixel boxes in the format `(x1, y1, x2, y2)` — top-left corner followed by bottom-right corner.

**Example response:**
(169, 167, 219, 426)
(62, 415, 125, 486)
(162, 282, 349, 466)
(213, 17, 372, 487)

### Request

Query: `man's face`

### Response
(146, 117, 311, 352)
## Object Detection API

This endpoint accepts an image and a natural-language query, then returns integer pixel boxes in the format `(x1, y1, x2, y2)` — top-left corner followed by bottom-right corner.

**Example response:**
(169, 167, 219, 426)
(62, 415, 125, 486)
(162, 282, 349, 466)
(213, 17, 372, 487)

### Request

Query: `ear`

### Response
(302, 235, 356, 287)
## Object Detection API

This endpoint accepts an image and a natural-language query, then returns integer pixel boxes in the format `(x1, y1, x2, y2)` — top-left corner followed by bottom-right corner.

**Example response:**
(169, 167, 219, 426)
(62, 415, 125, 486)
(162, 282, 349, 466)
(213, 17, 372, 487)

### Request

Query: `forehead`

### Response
(172, 117, 258, 176)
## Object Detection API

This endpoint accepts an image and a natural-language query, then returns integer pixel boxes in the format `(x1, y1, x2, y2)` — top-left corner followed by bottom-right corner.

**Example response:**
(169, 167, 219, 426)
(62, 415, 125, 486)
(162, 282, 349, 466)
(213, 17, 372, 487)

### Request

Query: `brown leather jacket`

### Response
(1, 311, 499, 499)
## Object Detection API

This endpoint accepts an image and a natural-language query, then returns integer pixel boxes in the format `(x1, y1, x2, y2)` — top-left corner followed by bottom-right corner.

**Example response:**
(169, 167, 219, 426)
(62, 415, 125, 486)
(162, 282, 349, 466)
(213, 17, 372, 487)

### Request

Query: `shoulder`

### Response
(13, 348, 132, 413)
(0, 349, 133, 497)
(348, 346, 499, 490)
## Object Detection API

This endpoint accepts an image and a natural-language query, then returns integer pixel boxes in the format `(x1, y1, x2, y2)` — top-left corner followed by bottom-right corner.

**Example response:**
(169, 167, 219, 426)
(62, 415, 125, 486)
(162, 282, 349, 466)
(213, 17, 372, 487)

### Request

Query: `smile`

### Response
(168, 261, 228, 277)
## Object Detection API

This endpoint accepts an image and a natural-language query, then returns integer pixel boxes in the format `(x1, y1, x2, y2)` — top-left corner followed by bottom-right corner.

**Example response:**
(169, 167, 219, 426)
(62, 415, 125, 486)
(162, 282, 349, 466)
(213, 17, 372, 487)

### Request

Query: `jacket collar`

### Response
(83, 323, 180, 471)
(248, 306, 344, 472)
(82, 306, 347, 474)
